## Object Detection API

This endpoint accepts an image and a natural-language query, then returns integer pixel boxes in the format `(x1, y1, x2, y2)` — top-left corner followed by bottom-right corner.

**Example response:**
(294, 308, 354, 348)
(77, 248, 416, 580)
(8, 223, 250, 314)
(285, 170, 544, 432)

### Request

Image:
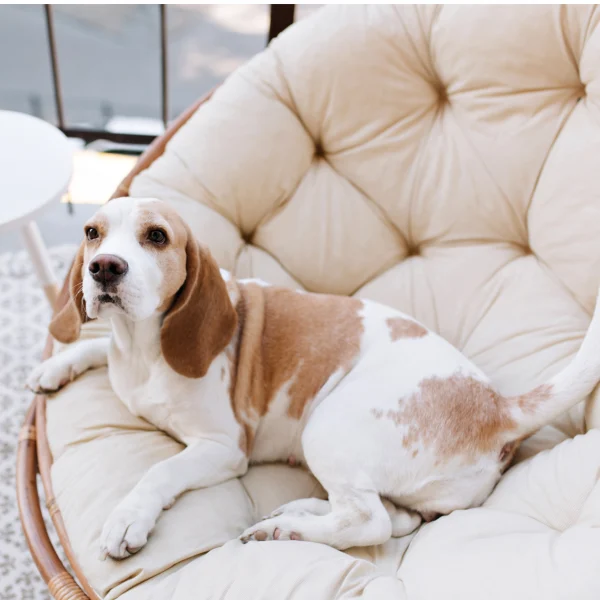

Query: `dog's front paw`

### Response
(26, 355, 79, 394)
(99, 504, 156, 560)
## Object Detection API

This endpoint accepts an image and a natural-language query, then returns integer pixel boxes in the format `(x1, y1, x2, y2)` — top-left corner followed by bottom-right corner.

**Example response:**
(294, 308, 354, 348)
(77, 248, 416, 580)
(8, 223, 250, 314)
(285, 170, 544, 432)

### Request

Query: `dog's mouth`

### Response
(97, 293, 124, 310)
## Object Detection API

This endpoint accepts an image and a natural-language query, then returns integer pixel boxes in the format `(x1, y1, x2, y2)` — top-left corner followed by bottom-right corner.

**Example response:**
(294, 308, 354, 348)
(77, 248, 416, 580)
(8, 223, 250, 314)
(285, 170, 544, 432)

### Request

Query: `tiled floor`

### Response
(0, 245, 74, 600)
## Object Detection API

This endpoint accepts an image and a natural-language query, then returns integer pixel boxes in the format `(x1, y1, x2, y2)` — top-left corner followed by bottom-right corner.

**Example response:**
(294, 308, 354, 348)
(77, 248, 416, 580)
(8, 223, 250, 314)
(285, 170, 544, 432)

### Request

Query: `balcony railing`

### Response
(42, 4, 296, 146)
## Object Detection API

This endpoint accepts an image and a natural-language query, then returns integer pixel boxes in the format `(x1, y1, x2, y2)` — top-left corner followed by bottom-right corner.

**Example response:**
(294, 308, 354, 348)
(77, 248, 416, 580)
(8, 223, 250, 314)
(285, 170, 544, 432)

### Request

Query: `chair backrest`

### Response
(129, 5, 600, 426)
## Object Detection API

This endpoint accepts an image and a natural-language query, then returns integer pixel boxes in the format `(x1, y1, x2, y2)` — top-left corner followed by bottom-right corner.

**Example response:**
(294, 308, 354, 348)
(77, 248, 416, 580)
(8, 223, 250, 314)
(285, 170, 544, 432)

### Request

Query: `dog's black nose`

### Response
(89, 254, 128, 285)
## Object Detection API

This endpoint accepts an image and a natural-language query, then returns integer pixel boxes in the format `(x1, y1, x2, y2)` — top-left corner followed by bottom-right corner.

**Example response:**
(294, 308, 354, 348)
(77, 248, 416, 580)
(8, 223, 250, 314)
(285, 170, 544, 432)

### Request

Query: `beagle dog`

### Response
(27, 197, 600, 560)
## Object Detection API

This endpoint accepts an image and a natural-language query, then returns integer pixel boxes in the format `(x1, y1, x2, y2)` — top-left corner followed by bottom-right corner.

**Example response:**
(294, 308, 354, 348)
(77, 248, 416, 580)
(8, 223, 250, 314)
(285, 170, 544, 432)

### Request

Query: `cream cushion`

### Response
(46, 5, 600, 599)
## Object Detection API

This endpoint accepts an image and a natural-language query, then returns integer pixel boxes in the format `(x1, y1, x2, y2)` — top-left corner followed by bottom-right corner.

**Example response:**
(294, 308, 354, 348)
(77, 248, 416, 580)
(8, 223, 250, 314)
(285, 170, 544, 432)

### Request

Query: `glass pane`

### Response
(0, 5, 57, 124)
(167, 4, 269, 121)
(51, 5, 163, 134)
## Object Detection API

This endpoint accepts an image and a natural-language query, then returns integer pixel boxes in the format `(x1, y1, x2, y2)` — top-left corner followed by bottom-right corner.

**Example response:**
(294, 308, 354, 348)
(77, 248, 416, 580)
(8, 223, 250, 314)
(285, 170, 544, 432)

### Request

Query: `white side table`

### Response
(0, 110, 73, 308)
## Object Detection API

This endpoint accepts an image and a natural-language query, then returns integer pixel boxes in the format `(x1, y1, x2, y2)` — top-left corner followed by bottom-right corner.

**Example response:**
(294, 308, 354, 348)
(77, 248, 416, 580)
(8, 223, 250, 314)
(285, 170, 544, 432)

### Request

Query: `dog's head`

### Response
(50, 197, 237, 378)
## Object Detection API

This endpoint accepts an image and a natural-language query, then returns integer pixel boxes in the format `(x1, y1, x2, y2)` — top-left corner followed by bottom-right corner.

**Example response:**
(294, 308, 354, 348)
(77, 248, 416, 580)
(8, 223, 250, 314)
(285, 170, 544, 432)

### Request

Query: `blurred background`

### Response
(0, 4, 321, 135)
(0, 4, 322, 250)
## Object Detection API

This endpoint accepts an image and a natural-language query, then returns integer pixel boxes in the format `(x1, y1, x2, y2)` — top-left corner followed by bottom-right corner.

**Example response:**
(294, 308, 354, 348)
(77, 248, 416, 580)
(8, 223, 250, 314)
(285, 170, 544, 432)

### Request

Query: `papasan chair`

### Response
(17, 5, 600, 600)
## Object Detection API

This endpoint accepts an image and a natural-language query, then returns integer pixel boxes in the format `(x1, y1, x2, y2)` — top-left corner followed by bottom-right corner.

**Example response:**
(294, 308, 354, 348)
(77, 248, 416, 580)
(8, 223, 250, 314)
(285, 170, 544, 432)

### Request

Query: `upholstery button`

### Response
(437, 86, 448, 104)
(432, 80, 448, 104)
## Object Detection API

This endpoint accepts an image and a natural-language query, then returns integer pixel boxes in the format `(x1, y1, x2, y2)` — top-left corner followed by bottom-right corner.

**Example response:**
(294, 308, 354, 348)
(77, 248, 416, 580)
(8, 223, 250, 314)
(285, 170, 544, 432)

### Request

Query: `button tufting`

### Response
(434, 82, 448, 104)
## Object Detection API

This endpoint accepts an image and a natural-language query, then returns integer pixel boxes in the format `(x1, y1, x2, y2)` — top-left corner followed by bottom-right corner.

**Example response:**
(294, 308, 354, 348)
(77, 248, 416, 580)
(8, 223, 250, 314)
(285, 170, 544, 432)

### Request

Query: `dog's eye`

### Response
(148, 229, 167, 245)
(86, 227, 99, 241)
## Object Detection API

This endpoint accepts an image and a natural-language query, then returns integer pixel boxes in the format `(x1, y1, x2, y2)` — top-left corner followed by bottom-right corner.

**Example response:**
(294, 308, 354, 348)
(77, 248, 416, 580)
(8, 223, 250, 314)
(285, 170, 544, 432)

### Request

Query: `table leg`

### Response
(20, 221, 60, 309)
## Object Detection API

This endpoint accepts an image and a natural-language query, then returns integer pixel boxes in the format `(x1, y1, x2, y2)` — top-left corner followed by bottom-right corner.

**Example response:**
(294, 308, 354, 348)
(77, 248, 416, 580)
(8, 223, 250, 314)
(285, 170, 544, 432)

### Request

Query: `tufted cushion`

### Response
(46, 5, 600, 599)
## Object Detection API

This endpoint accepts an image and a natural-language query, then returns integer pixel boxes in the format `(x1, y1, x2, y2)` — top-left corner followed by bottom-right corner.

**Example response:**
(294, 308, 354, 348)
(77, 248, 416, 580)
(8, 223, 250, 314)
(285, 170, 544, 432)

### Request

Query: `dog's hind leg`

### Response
(381, 499, 422, 537)
(260, 497, 421, 538)
(261, 498, 331, 520)
(241, 486, 392, 549)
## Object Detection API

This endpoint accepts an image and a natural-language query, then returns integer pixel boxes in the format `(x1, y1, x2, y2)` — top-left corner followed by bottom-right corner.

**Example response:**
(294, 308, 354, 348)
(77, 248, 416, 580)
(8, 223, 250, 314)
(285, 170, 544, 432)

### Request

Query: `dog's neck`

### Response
(110, 313, 162, 358)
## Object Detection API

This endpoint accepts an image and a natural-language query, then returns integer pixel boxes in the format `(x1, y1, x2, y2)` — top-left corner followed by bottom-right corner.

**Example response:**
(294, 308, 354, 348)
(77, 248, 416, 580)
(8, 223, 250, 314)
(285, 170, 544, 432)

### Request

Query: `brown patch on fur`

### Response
(515, 384, 553, 413)
(160, 231, 237, 379)
(224, 332, 251, 456)
(227, 283, 364, 455)
(226, 285, 262, 455)
(386, 317, 428, 341)
(376, 374, 517, 462)
(412, 449, 419, 458)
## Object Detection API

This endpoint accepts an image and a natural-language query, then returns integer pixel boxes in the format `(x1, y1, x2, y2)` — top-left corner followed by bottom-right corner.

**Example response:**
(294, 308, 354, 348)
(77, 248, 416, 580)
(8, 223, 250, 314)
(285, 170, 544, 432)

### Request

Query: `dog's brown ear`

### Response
(49, 242, 88, 343)
(161, 236, 237, 378)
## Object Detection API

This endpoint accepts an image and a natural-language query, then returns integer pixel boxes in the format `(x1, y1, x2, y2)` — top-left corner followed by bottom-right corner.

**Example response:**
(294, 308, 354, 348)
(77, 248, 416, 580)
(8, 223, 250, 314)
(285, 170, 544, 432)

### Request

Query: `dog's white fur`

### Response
(27, 197, 600, 560)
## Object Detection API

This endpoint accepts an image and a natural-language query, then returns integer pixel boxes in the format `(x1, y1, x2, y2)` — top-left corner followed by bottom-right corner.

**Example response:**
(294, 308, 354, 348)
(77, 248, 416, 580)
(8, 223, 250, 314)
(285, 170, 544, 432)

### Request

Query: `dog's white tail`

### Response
(504, 288, 600, 440)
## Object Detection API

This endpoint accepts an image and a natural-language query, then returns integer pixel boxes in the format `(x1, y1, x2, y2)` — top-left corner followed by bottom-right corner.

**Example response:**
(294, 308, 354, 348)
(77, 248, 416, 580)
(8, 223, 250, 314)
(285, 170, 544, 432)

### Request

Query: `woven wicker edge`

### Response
(16, 87, 217, 600)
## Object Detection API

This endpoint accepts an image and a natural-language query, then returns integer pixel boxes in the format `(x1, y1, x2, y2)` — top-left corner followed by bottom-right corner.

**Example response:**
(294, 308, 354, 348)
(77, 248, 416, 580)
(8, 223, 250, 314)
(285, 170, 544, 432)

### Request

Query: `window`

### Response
(0, 4, 300, 143)
(0, 5, 56, 123)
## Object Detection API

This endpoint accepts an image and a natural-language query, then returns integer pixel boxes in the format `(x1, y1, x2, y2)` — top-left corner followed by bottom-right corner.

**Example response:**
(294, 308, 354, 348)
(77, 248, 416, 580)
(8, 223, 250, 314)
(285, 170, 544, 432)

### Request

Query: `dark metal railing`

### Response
(160, 4, 169, 131)
(43, 4, 296, 146)
(44, 5, 63, 130)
